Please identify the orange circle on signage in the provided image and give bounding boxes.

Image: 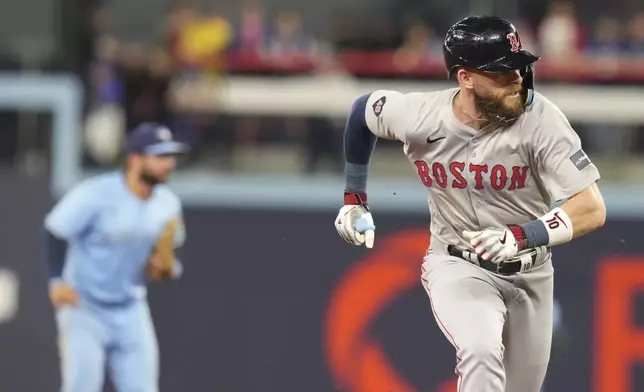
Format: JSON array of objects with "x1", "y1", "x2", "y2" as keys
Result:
[{"x1": 324, "y1": 229, "x2": 445, "y2": 392}]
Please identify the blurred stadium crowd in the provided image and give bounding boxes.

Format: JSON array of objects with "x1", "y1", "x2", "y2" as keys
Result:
[{"x1": 0, "y1": 0, "x2": 643, "y2": 179}]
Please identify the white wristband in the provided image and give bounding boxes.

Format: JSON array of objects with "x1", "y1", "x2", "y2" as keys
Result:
[{"x1": 538, "y1": 207, "x2": 573, "y2": 246}]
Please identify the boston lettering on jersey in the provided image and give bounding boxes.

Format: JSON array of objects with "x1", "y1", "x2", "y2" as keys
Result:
[{"x1": 414, "y1": 160, "x2": 529, "y2": 190}]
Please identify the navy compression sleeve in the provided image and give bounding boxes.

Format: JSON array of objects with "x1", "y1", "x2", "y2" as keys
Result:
[
  {"x1": 44, "y1": 229, "x2": 68, "y2": 279},
  {"x1": 344, "y1": 93, "x2": 378, "y2": 192}
]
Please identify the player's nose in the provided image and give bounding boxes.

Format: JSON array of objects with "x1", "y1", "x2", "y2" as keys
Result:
[{"x1": 508, "y1": 69, "x2": 523, "y2": 85}]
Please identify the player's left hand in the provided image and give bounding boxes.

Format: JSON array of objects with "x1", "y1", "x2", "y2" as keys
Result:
[
  {"x1": 146, "y1": 218, "x2": 179, "y2": 279},
  {"x1": 463, "y1": 227, "x2": 519, "y2": 263},
  {"x1": 146, "y1": 253, "x2": 174, "y2": 279}
]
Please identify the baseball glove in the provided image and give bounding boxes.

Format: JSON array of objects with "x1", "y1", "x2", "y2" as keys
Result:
[{"x1": 146, "y1": 218, "x2": 179, "y2": 279}]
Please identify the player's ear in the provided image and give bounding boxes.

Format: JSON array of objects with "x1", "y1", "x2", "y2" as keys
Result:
[{"x1": 456, "y1": 68, "x2": 475, "y2": 90}]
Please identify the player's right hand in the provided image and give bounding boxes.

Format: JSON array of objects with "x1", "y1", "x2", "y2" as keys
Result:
[
  {"x1": 334, "y1": 192, "x2": 376, "y2": 248},
  {"x1": 49, "y1": 282, "x2": 79, "y2": 308}
]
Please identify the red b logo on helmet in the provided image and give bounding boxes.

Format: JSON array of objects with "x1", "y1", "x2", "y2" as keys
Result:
[{"x1": 507, "y1": 33, "x2": 521, "y2": 52}]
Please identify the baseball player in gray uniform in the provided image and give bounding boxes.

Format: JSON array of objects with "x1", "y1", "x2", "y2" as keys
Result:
[{"x1": 334, "y1": 16, "x2": 606, "y2": 392}]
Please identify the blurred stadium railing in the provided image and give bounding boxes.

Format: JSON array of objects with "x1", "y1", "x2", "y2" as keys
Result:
[{"x1": 1, "y1": 67, "x2": 643, "y2": 215}]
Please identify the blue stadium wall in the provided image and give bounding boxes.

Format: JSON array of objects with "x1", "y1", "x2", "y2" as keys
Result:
[{"x1": 0, "y1": 175, "x2": 642, "y2": 392}]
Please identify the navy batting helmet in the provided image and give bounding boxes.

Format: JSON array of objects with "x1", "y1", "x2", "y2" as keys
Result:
[{"x1": 443, "y1": 16, "x2": 540, "y2": 97}]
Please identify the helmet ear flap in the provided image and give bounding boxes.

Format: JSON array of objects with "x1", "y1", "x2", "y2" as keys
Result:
[
  {"x1": 521, "y1": 65, "x2": 535, "y2": 90},
  {"x1": 521, "y1": 65, "x2": 536, "y2": 106},
  {"x1": 448, "y1": 66, "x2": 460, "y2": 80}
]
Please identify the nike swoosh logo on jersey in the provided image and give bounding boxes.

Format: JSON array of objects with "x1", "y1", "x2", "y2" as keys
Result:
[
  {"x1": 499, "y1": 232, "x2": 507, "y2": 244},
  {"x1": 426, "y1": 136, "x2": 446, "y2": 144}
]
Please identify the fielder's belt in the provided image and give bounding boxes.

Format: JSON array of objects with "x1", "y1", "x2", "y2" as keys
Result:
[{"x1": 447, "y1": 245, "x2": 542, "y2": 275}]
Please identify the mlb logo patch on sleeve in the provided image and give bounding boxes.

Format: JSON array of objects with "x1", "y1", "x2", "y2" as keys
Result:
[
  {"x1": 569, "y1": 149, "x2": 591, "y2": 171},
  {"x1": 372, "y1": 96, "x2": 386, "y2": 117}
]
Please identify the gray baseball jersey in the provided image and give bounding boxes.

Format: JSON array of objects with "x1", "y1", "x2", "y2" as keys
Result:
[
  {"x1": 364, "y1": 87, "x2": 600, "y2": 249},
  {"x1": 363, "y1": 87, "x2": 600, "y2": 392}
]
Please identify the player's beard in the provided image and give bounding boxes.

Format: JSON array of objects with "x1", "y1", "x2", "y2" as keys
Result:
[
  {"x1": 474, "y1": 84, "x2": 526, "y2": 124},
  {"x1": 139, "y1": 168, "x2": 168, "y2": 186}
]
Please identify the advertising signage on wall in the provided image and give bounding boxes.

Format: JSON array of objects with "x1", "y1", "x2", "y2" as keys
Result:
[{"x1": 0, "y1": 176, "x2": 643, "y2": 392}]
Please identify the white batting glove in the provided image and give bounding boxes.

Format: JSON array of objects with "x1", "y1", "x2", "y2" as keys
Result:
[
  {"x1": 463, "y1": 227, "x2": 519, "y2": 263},
  {"x1": 334, "y1": 192, "x2": 376, "y2": 249}
]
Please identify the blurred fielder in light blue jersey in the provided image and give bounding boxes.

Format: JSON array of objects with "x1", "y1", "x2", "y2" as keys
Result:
[{"x1": 44, "y1": 123, "x2": 188, "y2": 392}]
